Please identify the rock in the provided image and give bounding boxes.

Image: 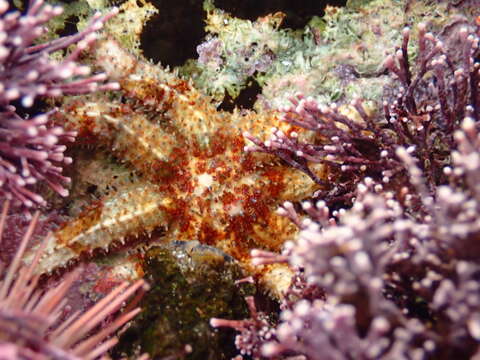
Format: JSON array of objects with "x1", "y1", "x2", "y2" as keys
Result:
[{"x1": 113, "y1": 241, "x2": 255, "y2": 359}]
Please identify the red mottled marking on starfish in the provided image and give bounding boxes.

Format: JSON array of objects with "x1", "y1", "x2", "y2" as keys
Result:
[{"x1": 23, "y1": 39, "x2": 325, "y2": 297}]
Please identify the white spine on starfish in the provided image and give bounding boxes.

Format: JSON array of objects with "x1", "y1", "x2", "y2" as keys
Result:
[{"x1": 23, "y1": 183, "x2": 168, "y2": 275}]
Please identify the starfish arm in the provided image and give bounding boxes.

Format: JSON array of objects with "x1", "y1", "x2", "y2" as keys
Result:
[
  {"x1": 93, "y1": 39, "x2": 301, "y2": 154},
  {"x1": 23, "y1": 183, "x2": 170, "y2": 275},
  {"x1": 93, "y1": 39, "x2": 228, "y2": 148},
  {"x1": 59, "y1": 98, "x2": 180, "y2": 183}
]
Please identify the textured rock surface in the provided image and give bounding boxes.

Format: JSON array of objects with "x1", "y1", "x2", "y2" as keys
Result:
[{"x1": 113, "y1": 241, "x2": 255, "y2": 359}]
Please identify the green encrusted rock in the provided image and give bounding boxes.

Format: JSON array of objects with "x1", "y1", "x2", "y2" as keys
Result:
[
  {"x1": 113, "y1": 241, "x2": 254, "y2": 359},
  {"x1": 187, "y1": 0, "x2": 476, "y2": 110}
]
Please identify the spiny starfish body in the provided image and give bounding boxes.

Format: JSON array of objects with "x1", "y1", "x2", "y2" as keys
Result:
[{"x1": 24, "y1": 39, "x2": 324, "y2": 289}]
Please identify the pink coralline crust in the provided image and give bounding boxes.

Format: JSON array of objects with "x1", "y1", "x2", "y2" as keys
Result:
[
  {"x1": 0, "y1": 207, "x2": 65, "y2": 263},
  {"x1": 0, "y1": 0, "x2": 119, "y2": 210}
]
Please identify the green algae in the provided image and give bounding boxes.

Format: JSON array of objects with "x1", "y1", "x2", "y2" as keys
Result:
[
  {"x1": 113, "y1": 242, "x2": 255, "y2": 359},
  {"x1": 42, "y1": 0, "x2": 478, "y2": 111},
  {"x1": 186, "y1": 0, "x2": 473, "y2": 110}
]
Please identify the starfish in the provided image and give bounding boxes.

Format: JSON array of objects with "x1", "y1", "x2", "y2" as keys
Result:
[{"x1": 24, "y1": 39, "x2": 325, "y2": 291}]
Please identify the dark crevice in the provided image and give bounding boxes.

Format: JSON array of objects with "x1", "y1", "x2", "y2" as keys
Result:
[
  {"x1": 140, "y1": 0, "x2": 347, "y2": 68},
  {"x1": 214, "y1": 0, "x2": 347, "y2": 30},
  {"x1": 218, "y1": 78, "x2": 262, "y2": 112},
  {"x1": 57, "y1": 15, "x2": 79, "y2": 38},
  {"x1": 140, "y1": 0, "x2": 206, "y2": 67}
]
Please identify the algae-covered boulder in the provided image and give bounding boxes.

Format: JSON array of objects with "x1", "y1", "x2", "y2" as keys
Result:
[{"x1": 113, "y1": 241, "x2": 254, "y2": 359}]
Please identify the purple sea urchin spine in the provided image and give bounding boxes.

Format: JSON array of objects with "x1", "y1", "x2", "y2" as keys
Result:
[
  {"x1": 0, "y1": 200, "x2": 149, "y2": 359},
  {"x1": 0, "y1": 0, "x2": 119, "y2": 209}
]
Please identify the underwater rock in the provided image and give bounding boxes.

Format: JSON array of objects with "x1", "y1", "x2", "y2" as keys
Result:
[{"x1": 113, "y1": 241, "x2": 255, "y2": 359}]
